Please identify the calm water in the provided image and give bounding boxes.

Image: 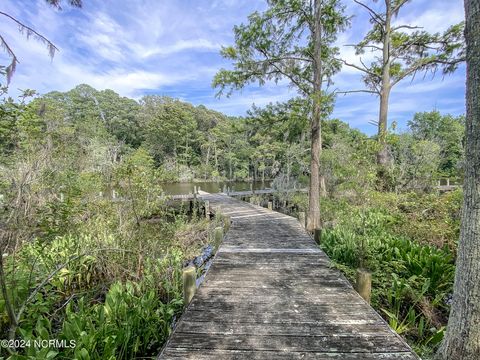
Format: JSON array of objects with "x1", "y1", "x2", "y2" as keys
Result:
[{"x1": 161, "y1": 181, "x2": 272, "y2": 195}]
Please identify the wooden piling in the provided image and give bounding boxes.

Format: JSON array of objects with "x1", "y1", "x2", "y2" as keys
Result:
[
  {"x1": 268, "y1": 201, "x2": 273, "y2": 210},
  {"x1": 298, "y1": 212, "x2": 305, "y2": 228},
  {"x1": 182, "y1": 266, "x2": 196, "y2": 305},
  {"x1": 356, "y1": 268, "x2": 372, "y2": 304},
  {"x1": 314, "y1": 229, "x2": 322, "y2": 244},
  {"x1": 205, "y1": 200, "x2": 210, "y2": 219},
  {"x1": 224, "y1": 216, "x2": 231, "y2": 232},
  {"x1": 214, "y1": 226, "x2": 223, "y2": 243}
]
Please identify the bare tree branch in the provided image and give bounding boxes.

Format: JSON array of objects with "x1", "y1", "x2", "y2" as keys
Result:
[
  {"x1": 0, "y1": 34, "x2": 18, "y2": 84},
  {"x1": 339, "y1": 58, "x2": 381, "y2": 79},
  {"x1": 335, "y1": 89, "x2": 380, "y2": 95},
  {"x1": 354, "y1": 0, "x2": 385, "y2": 25},
  {"x1": 345, "y1": 43, "x2": 383, "y2": 51},
  {"x1": 392, "y1": 24, "x2": 422, "y2": 31},
  {"x1": 0, "y1": 11, "x2": 59, "y2": 54},
  {"x1": 0, "y1": 11, "x2": 60, "y2": 84},
  {"x1": 392, "y1": 0, "x2": 410, "y2": 15}
]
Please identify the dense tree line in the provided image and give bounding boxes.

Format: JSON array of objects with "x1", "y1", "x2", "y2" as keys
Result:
[{"x1": 1, "y1": 84, "x2": 464, "y2": 195}]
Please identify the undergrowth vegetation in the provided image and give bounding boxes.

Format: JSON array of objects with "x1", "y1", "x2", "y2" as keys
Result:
[
  {"x1": 317, "y1": 190, "x2": 462, "y2": 358},
  {"x1": 0, "y1": 91, "x2": 221, "y2": 359}
]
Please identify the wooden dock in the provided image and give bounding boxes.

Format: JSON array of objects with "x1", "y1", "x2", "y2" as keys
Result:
[
  {"x1": 170, "y1": 188, "x2": 306, "y2": 201},
  {"x1": 159, "y1": 193, "x2": 418, "y2": 359}
]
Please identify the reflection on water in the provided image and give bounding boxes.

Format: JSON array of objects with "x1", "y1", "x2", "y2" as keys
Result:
[{"x1": 161, "y1": 181, "x2": 272, "y2": 195}]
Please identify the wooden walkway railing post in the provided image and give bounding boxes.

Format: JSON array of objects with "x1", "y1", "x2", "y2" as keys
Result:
[
  {"x1": 356, "y1": 268, "x2": 372, "y2": 304},
  {"x1": 298, "y1": 211, "x2": 305, "y2": 228},
  {"x1": 204, "y1": 200, "x2": 210, "y2": 219},
  {"x1": 182, "y1": 266, "x2": 196, "y2": 305},
  {"x1": 214, "y1": 226, "x2": 223, "y2": 243}
]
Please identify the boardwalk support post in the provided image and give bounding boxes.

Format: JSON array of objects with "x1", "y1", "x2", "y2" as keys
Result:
[
  {"x1": 214, "y1": 226, "x2": 223, "y2": 244},
  {"x1": 298, "y1": 212, "x2": 305, "y2": 228},
  {"x1": 268, "y1": 201, "x2": 273, "y2": 210},
  {"x1": 182, "y1": 266, "x2": 196, "y2": 305},
  {"x1": 205, "y1": 200, "x2": 210, "y2": 219},
  {"x1": 314, "y1": 229, "x2": 322, "y2": 244},
  {"x1": 224, "y1": 216, "x2": 231, "y2": 232},
  {"x1": 356, "y1": 269, "x2": 372, "y2": 304}
]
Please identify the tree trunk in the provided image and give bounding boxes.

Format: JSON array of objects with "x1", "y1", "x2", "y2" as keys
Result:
[
  {"x1": 0, "y1": 246, "x2": 18, "y2": 339},
  {"x1": 205, "y1": 145, "x2": 210, "y2": 181},
  {"x1": 307, "y1": 0, "x2": 323, "y2": 232},
  {"x1": 320, "y1": 175, "x2": 327, "y2": 197},
  {"x1": 377, "y1": 4, "x2": 392, "y2": 167},
  {"x1": 437, "y1": 1, "x2": 480, "y2": 359},
  {"x1": 377, "y1": 87, "x2": 391, "y2": 165}
]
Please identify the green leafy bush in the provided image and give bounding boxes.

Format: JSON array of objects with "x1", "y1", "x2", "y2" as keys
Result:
[{"x1": 320, "y1": 206, "x2": 455, "y2": 358}]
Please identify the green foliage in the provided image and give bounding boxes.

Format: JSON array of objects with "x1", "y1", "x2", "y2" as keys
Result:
[
  {"x1": 60, "y1": 280, "x2": 182, "y2": 359},
  {"x1": 0, "y1": 88, "x2": 220, "y2": 358},
  {"x1": 408, "y1": 110, "x2": 465, "y2": 178},
  {"x1": 213, "y1": 0, "x2": 349, "y2": 97},
  {"x1": 354, "y1": 2, "x2": 464, "y2": 91},
  {"x1": 391, "y1": 134, "x2": 441, "y2": 190},
  {"x1": 0, "y1": 220, "x2": 203, "y2": 358},
  {"x1": 317, "y1": 193, "x2": 458, "y2": 358}
]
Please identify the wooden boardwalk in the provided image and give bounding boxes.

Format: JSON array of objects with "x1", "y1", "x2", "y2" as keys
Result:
[
  {"x1": 159, "y1": 193, "x2": 418, "y2": 359},
  {"x1": 170, "y1": 188, "x2": 306, "y2": 201}
]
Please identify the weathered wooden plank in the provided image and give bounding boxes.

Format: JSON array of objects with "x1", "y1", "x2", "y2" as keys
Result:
[
  {"x1": 183, "y1": 308, "x2": 383, "y2": 324},
  {"x1": 202, "y1": 278, "x2": 351, "y2": 289},
  {"x1": 194, "y1": 284, "x2": 359, "y2": 299},
  {"x1": 208, "y1": 263, "x2": 336, "y2": 274},
  {"x1": 193, "y1": 287, "x2": 361, "y2": 301},
  {"x1": 174, "y1": 320, "x2": 393, "y2": 337},
  {"x1": 214, "y1": 252, "x2": 331, "y2": 262},
  {"x1": 188, "y1": 300, "x2": 373, "y2": 313},
  {"x1": 203, "y1": 269, "x2": 343, "y2": 281},
  {"x1": 161, "y1": 349, "x2": 418, "y2": 360},
  {"x1": 166, "y1": 333, "x2": 408, "y2": 353}
]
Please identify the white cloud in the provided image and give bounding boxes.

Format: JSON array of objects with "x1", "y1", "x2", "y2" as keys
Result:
[
  {"x1": 0, "y1": 0, "x2": 466, "y2": 134},
  {"x1": 394, "y1": 1, "x2": 464, "y2": 34},
  {"x1": 140, "y1": 39, "x2": 221, "y2": 58}
]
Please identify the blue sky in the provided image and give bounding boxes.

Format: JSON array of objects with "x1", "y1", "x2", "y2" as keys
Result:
[{"x1": 0, "y1": 0, "x2": 465, "y2": 135}]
